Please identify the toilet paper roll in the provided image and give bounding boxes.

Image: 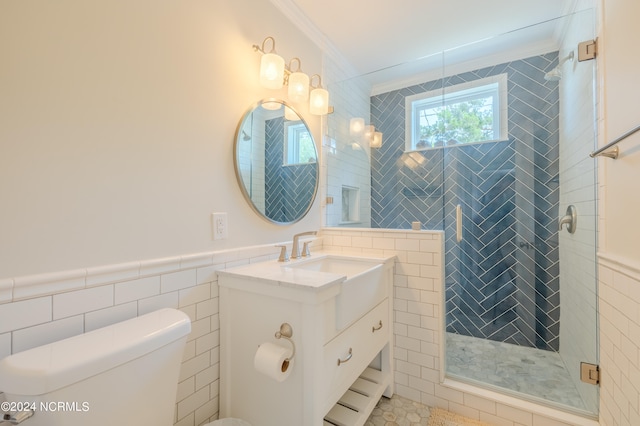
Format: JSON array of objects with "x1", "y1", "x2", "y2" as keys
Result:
[{"x1": 254, "y1": 342, "x2": 293, "y2": 382}]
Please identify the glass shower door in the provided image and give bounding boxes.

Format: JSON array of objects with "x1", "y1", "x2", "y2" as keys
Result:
[{"x1": 442, "y1": 8, "x2": 599, "y2": 415}]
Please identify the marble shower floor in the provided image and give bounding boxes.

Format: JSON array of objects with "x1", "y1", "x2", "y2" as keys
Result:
[{"x1": 446, "y1": 332, "x2": 585, "y2": 410}]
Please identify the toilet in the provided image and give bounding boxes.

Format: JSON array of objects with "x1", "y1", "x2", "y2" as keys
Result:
[{"x1": 0, "y1": 308, "x2": 248, "y2": 426}]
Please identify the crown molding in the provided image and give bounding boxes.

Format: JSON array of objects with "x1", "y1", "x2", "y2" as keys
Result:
[{"x1": 268, "y1": 0, "x2": 360, "y2": 79}]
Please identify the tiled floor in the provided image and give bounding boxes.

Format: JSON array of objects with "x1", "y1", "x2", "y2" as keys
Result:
[
  {"x1": 446, "y1": 332, "x2": 585, "y2": 410},
  {"x1": 364, "y1": 333, "x2": 587, "y2": 424},
  {"x1": 365, "y1": 395, "x2": 431, "y2": 425}
]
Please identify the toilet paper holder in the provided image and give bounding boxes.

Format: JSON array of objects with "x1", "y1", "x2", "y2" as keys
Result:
[{"x1": 274, "y1": 323, "x2": 296, "y2": 362}]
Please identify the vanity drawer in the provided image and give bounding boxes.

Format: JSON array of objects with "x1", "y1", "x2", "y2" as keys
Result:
[{"x1": 321, "y1": 298, "x2": 389, "y2": 413}]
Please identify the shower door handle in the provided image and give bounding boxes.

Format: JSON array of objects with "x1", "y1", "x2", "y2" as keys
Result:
[{"x1": 456, "y1": 204, "x2": 463, "y2": 243}]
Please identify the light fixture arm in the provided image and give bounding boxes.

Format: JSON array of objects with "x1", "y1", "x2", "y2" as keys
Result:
[
  {"x1": 253, "y1": 36, "x2": 276, "y2": 54},
  {"x1": 288, "y1": 57, "x2": 302, "y2": 73},
  {"x1": 283, "y1": 57, "x2": 303, "y2": 86},
  {"x1": 309, "y1": 74, "x2": 323, "y2": 89}
]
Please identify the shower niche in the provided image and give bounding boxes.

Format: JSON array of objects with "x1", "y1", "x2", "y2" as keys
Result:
[{"x1": 341, "y1": 186, "x2": 360, "y2": 224}]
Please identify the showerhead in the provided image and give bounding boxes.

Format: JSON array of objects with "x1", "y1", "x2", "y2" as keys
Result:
[
  {"x1": 544, "y1": 68, "x2": 563, "y2": 81},
  {"x1": 544, "y1": 51, "x2": 575, "y2": 81}
]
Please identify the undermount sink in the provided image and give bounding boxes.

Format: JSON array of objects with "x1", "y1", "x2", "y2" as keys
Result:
[{"x1": 287, "y1": 255, "x2": 391, "y2": 333}]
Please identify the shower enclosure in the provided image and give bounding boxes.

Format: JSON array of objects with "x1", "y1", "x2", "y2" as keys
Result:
[{"x1": 325, "y1": 6, "x2": 598, "y2": 417}]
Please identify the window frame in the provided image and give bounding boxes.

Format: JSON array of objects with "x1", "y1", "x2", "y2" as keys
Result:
[
  {"x1": 404, "y1": 74, "x2": 508, "y2": 152},
  {"x1": 283, "y1": 121, "x2": 316, "y2": 166}
]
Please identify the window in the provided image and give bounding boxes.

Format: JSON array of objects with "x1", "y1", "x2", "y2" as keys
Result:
[
  {"x1": 405, "y1": 74, "x2": 507, "y2": 151},
  {"x1": 284, "y1": 122, "x2": 316, "y2": 165}
]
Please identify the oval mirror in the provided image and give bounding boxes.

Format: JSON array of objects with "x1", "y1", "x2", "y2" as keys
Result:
[{"x1": 234, "y1": 99, "x2": 319, "y2": 224}]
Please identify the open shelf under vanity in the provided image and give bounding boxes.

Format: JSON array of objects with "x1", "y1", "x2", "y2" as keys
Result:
[{"x1": 324, "y1": 367, "x2": 391, "y2": 426}]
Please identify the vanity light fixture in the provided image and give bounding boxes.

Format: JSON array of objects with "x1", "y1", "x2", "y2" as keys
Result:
[
  {"x1": 364, "y1": 124, "x2": 375, "y2": 141},
  {"x1": 262, "y1": 100, "x2": 282, "y2": 111},
  {"x1": 352, "y1": 121, "x2": 383, "y2": 148},
  {"x1": 253, "y1": 36, "x2": 331, "y2": 115},
  {"x1": 287, "y1": 58, "x2": 310, "y2": 103},
  {"x1": 371, "y1": 131, "x2": 383, "y2": 148},
  {"x1": 256, "y1": 37, "x2": 285, "y2": 90},
  {"x1": 309, "y1": 74, "x2": 329, "y2": 116},
  {"x1": 284, "y1": 106, "x2": 299, "y2": 121},
  {"x1": 349, "y1": 117, "x2": 365, "y2": 136}
]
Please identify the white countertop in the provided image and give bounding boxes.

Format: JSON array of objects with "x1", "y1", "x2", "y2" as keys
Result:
[{"x1": 217, "y1": 251, "x2": 395, "y2": 291}]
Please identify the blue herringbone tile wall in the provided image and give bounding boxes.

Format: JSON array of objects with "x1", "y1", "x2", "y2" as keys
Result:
[
  {"x1": 265, "y1": 117, "x2": 317, "y2": 223},
  {"x1": 371, "y1": 52, "x2": 560, "y2": 351}
]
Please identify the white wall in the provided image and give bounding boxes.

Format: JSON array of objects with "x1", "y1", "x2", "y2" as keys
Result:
[
  {"x1": 597, "y1": 0, "x2": 640, "y2": 425},
  {"x1": 0, "y1": 0, "x2": 323, "y2": 279}
]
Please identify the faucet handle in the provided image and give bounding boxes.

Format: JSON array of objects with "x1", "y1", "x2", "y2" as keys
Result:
[
  {"x1": 301, "y1": 241, "x2": 312, "y2": 257},
  {"x1": 275, "y1": 245, "x2": 289, "y2": 262}
]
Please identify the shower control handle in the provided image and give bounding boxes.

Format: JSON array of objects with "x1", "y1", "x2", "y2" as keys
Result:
[{"x1": 559, "y1": 205, "x2": 577, "y2": 234}]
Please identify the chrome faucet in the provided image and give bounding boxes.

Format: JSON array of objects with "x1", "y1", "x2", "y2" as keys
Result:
[
  {"x1": 275, "y1": 245, "x2": 290, "y2": 262},
  {"x1": 291, "y1": 231, "x2": 317, "y2": 259}
]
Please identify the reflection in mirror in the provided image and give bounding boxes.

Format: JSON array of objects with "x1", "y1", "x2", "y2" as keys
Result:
[
  {"x1": 234, "y1": 99, "x2": 318, "y2": 225},
  {"x1": 325, "y1": 140, "x2": 371, "y2": 227}
]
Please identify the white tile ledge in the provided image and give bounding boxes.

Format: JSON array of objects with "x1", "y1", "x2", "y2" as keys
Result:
[
  {"x1": 321, "y1": 227, "x2": 444, "y2": 236},
  {"x1": 598, "y1": 251, "x2": 640, "y2": 281},
  {"x1": 86, "y1": 262, "x2": 141, "y2": 288},
  {"x1": 139, "y1": 256, "x2": 183, "y2": 277},
  {"x1": 0, "y1": 279, "x2": 14, "y2": 304},
  {"x1": 3, "y1": 244, "x2": 291, "y2": 304},
  {"x1": 13, "y1": 269, "x2": 87, "y2": 301},
  {"x1": 180, "y1": 253, "x2": 214, "y2": 270},
  {"x1": 442, "y1": 378, "x2": 599, "y2": 426}
]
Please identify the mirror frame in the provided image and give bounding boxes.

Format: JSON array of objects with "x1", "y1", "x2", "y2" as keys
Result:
[{"x1": 233, "y1": 98, "x2": 319, "y2": 225}]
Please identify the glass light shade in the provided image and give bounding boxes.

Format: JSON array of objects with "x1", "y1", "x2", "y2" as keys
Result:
[
  {"x1": 364, "y1": 124, "x2": 375, "y2": 141},
  {"x1": 371, "y1": 131, "x2": 383, "y2": 148},
  {"x1": 262, "y1": 101, "x2": 281, "y2": 111},
  {"x1": 259, "y1": 53, "x2": 285, "y2": 89},
  {"x1": 284, "y1": 106, "x2": 299, "y2": 121},
  {"x1": 288, "y1": 72, "x2": 310, "y2": 103},
  {"x1": 350, "y1": 117, "x2": 365, "y2": 136},
  {"x1": 309, "y1": 87, "x2": 329, "y2": 115}
]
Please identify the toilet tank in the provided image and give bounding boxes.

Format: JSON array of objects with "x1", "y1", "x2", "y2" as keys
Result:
[{"x1": 0, "y1": 308, "x2": 191, "y2": 426}]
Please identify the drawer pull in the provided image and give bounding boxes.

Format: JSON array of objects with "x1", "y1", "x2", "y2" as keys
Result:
[
  {"x1": 372, "y1": 320, "x2": 383, "y2": 332},
  {"x1": 337, "y1": 348, "x2": 353, "y2": 366}
]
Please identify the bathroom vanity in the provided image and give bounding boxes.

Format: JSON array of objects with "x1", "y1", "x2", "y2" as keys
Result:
[{"x1": 218, "y1": 253, "x2": 394, "y2": 426}]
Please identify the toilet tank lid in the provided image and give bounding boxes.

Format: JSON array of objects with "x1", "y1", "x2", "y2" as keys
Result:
[{"x1": 0, "y1": 308, "x2": 191, "y2": 396}]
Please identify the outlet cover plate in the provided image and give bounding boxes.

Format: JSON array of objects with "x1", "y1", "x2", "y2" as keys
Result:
[{"x1": 212, "y1": 212, "x2": 228, "y2": 240}]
